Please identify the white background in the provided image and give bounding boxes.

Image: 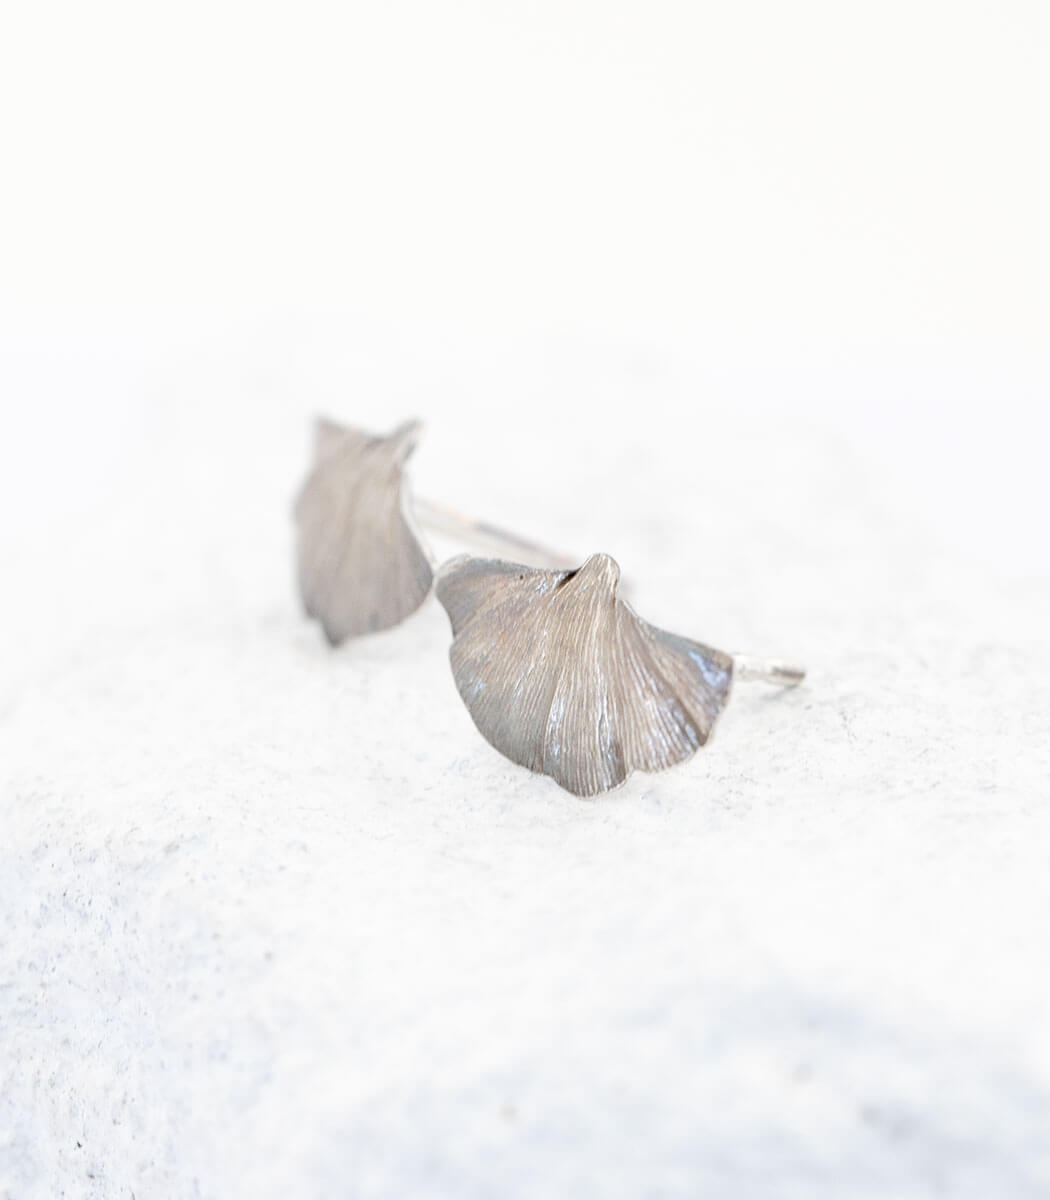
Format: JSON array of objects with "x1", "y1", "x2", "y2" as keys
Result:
[
  {"x1": 1, "y1": 3, "x2": 1049, "y2": 1197},
  {"x1": 2, "y1": 1, "x2": 1049, "y2": 580}
]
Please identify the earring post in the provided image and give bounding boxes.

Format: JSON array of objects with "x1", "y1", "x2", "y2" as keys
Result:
[
  {"x1": 732, "y1": 655, "x2": 806, "y2": 687},
  {"x1": 412, "y1": 496, "x2": 579, "y2": 572},
  {"x1": 413, "y1": 493, "x2": 805, "y2": 687}
]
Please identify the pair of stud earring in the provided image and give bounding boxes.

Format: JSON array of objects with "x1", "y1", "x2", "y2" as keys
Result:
[{"x1": 294, "y1": 418, "x2": 804, "y2": 797}]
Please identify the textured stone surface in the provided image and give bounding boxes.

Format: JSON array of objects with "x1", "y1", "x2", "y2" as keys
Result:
[{"x1": 1, "y1": 324, "x2": 1049, "y2": 1199}]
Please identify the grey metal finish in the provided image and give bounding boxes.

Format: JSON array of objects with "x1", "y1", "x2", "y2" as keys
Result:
[
  {"x1": 435, "y1": 552, "x2": 740, "y2": 796},
  {"x1": 295, "y1": 418, "x2": 434, "y2": 645}
]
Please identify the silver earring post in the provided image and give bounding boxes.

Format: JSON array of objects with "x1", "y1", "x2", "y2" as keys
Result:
[
  {"x1": 414, "y1": 501, "x2": 804, "y2": 687},
  {"x1": 731, "y1": 655, "x2": 806, "y2": 687},
  {"x1": 415, "y1": 500, "x2": 805, "y2": 690},
  {"x1": 411, "y1": 496, "x2": 578, "y2": 572}
]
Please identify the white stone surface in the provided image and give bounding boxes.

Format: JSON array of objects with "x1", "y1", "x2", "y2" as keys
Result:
[{"x1": 2, "y1": 323, "x2": 1048, "y2": 1198}]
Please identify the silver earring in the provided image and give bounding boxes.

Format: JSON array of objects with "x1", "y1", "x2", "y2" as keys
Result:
[
  {"x1": 434, "y1": 553, "x2": 804, "y2": 796},
  {"x1": 295, "y1": 418, "x2": 573, "y2": 645}
]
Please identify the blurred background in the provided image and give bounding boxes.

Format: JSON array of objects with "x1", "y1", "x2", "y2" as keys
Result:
[
  {"x1": 2, "y1": 0, "x2": 1048, "y2": 578},
  {"x1": 2, "y1": 3, "x2": 1049, "y2": 1198}
]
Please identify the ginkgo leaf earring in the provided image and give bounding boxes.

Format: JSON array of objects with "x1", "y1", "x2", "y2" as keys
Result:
[
  {"x1": 295, "y1": 419, "x2": 432, "y2": 643},
  {"x1": 294, "y1": 417, "x2": 574, "y2": 645},
  {"x1": 434, "y1": 552, "x2": 805, "y2": 796}
]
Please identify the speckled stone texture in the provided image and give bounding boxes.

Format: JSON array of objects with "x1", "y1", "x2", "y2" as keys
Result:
[{"x1": 1, "y1": 326, "x2": 1049, "y2": 1199}]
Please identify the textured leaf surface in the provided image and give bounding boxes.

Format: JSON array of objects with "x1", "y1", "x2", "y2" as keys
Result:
[
  {"x1": 436, "y1": 553, "x2": 734, "y2": 795},
  {"x1": 295, "y1": 419, "x2": 433, "y2": 644}
]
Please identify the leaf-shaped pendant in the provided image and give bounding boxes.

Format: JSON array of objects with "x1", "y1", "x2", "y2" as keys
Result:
[
  {"x1": 295, "y1": 418, "x2": 433, "y2": 645},
  {"x1": 435, "y1": 553, "x2": 735, "y2": 795}
]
